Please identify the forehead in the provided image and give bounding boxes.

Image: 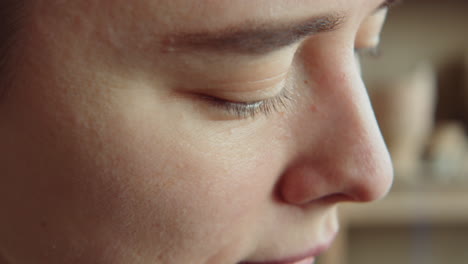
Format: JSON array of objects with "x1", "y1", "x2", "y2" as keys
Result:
[
  {"x1": 41, "y1": 0, "x2": 375, "y2": 33},
  {"x1": 139, "y1": 0, "x2": 353, "y2": 29}
]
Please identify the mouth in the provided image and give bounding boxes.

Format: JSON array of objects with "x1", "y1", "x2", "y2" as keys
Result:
[
  {"x1": 241, "y1": 256, "x2": 316, "y2": 264},
  {"x1": 239, "y1": 233, "x2": 336, "y2": 264},
  {"x1": 240, "y1": 255, "x2": 316, "y2": 264}
]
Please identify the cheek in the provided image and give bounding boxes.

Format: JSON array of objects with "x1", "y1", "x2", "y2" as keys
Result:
[
  {"x1": 0, "y1": 76, "x2": 284, "y2": 263},
  {"x1": 84, "y1": 101, "x2": 283, "y2": 261},
  {"x1": 62, "y1": 88, "x2": 285, "y2": 260}
]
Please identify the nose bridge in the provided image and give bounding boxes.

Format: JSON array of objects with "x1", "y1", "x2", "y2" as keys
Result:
[
  {"x1": 279, "y1": 52, "x2": 393, "y2": 205},
  {"x1": 329, "y1": 90, "x2": 393, "y2": 202},
  {"x1": 322, "y1": 72, "x2": 392, "y2": 199}
]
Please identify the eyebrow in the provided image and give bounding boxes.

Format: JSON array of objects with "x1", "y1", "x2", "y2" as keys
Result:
[
  {"x1": 160, "y1": 0, "x2": 398, "y2": 56},
  {"x1": 160, "y1": 14, "x2": 345, "y2": 56}
]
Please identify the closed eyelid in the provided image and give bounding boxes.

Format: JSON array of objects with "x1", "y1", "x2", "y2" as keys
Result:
[
  {"x1": 201, "y1": 80, "x2": 295, "y2": 119},
  {"x1": 196, "y1": 75, "x2": 290, "y2": 104},
  {"x1": 208, "y1": 71, "x2": 289, "y2": 90},
  {"x1": 355, "y1": 8, "x2": 388, "y2": 49}
]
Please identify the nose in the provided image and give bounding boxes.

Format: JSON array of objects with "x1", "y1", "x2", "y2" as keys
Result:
[{"x1": 277, "y1": 47, "x2": 393, "y2": 206}]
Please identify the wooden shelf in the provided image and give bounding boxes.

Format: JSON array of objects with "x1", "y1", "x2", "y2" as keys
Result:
[
  {"x1": 341, "y1": 186, "x2": 468, "y2": 226},
  {"x1": 319, "y1": 185, "x2": 468, "y2": 264}
]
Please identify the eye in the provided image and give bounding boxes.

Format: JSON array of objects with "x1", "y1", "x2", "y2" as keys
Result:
[
  {"x1": 199, "y1": 81, "x2": 294, "y2": 119},
  {"x1": 184, "y1": 67, "x2": 296, "y2": 119},
  {"x1": 355, "y1": 8, "x2": 388, "y2": 57}
]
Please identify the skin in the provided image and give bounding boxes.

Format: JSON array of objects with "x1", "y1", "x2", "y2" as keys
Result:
[{"x1": 0, "y1": 0, "x2": 393, "y2": 263}]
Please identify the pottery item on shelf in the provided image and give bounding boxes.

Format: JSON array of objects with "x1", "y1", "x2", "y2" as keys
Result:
[
  {"x1": 464, "y1": 153, "x2": 468, "y2": 182},
  {"x1": 462, "y1": 51, "x2": 468, "y2": 182},
  {"x1": 462, "y1": 49, "x2": 468, "y2": 128},
  {"x1": 370, "y1": 62, "x2": 437, "y2": 183},
  {"x1": 426, "y1": 122, "x2": 467, "y2": 183},
  {"x1": 465, "y1": 51, "x2": 468, "y2": 127}
]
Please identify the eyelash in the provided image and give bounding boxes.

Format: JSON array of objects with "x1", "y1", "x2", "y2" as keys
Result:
[
  {"x1": 381, "y1": 0, "x2": 402, "y2": 9},
  {"x1": 355, "y1": 46, "x2": 382, "y2": 58},
  {"x1": 202, "y1": 83, "x2": 294, "y2": 119}
]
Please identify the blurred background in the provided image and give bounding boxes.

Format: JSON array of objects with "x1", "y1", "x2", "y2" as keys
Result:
[{"x1": 319, "y1": 0, "x2": 468, "y2": 263}]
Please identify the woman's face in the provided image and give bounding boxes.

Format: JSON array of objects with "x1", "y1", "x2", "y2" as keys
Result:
[{"x1": 0, "y1": 0, "x2": 393, "y2": 263}]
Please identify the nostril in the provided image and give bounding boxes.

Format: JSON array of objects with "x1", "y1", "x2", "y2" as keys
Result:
[
  {"x1": 276, "y1": 169, "x2": 329, "y2": 206},
  {"x1": 277, "y1": 172, "x2": 357, "y2": 206},
  {"x1": 314, "y1": 193, "x2": 358, "y2": 205},
  {"x1": 348, "y1": 168, "x2": 394, "y2": 203}
]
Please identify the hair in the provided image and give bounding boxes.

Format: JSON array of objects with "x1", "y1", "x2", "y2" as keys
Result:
[{"x1": 0, "y1": 0, "x2": 26, "y2": 99}]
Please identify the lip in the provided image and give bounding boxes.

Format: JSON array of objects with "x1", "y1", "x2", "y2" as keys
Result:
[{"x1": 239, "y1": 233, "x2": 336, "y2": 264}]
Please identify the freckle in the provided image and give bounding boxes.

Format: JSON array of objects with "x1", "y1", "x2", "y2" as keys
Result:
[
  {"x1": 310, "y1": 105, "x2": 318, "y2": 112},
  {"x1": 161, "y1": 37, "x2": 177, "y2": 53},
  {"x1": 304, "y1": 80, "x2": 309, "y2": 85},
  {"x1": 40, "y1": 221, "x2": 48, "y2": 229}
]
